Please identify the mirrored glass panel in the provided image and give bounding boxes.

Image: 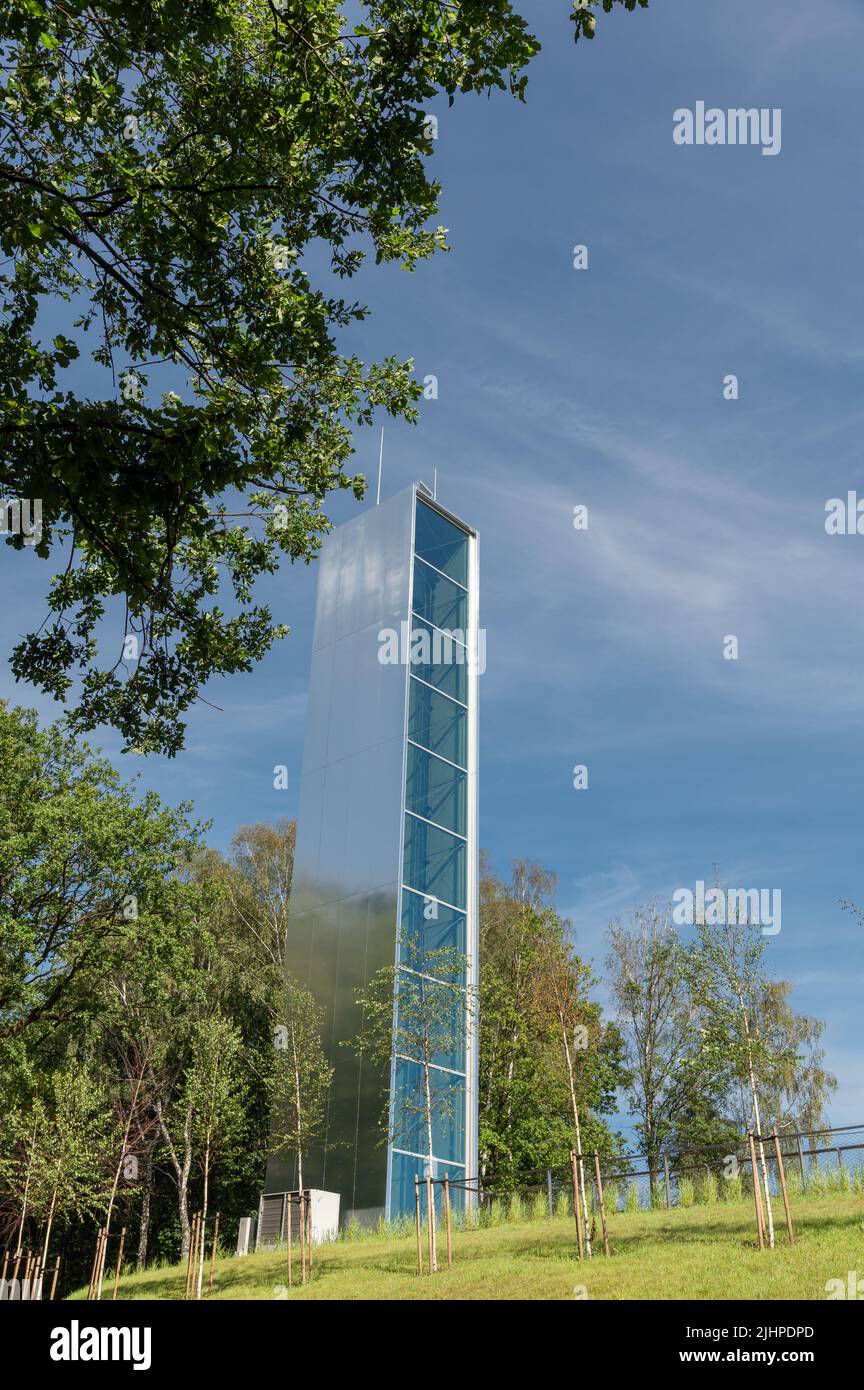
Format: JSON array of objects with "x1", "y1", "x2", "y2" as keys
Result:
[
  {"x1": 399, "y1": 887, "x2": 466, "y2": 975},
  {"x1": 409, "y1": 677, "x2": 467, "y2": 768},
  {"x1": 405, "y1": 743, "x2": 466, "y2": 836},
  {"x1": 393, "y1": 1059, "x2": 465, "y2": 1163},
  {"x1": 407, "y1": 620, "x2": 467, "y2": 704},
  {"x1": 394, "y1": 969, "x2": 466, "y2": 1072},
  {"x1": 412, "y1": 556, "x2": 467, "y2": 632},
  {"x1": 414, "y1": 500, "x2": 469, "y2": 587},
  {"x1": 390, "y1": 1151, "x2": 466, "y2": 1218},
  {"x1": 402, "y1": 814, "x2": 466, "y2": 910}
]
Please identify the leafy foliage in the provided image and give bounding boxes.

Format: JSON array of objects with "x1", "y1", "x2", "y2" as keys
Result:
[{"x1": 0, "y1": 0, "x2": 645, "y2": 753}]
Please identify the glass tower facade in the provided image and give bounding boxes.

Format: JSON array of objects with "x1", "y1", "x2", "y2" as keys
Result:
[{"x1": 265, "y1": 483, "x2": 478, "y2": 1224}]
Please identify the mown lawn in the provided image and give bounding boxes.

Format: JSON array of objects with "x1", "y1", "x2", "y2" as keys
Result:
[{"x1": 69, "y1": 1194, "x2": 864, "y2": 1301}]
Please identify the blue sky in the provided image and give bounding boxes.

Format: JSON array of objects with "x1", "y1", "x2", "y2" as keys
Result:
[{"x1": 3, "y1": 0, "x2": 863, "y2": 1125}]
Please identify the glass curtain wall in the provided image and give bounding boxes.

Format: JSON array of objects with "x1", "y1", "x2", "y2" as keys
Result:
[{"x1": 388, "y1": 497, "x2": 472, "y2": 1217}]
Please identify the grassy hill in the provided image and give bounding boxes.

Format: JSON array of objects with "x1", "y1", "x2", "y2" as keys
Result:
[{"x1": 70, "y1": 1193, "x2": 864, "y2": 1301}]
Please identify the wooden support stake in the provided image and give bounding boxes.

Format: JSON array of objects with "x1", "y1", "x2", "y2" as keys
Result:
[
  {"x1": 10, "y1": 1247, "x2": 24, "y2": 1302},
  {"x1": 94, "y1": 1234, "x2": 109, "y2": 1295},
  {"x1": 112, "y1": 1227, "x2": 127, "y2": 1301},
  {"x1": 184, "y1": 1214, "x2": 198, "y2": 1299},
  {"x1": 748, "y1": 1132, "x2": 765, "y2": 1250},
  {"x1": 772, "y1": 1128, "x2": 795, "y2": 1246},
  {"x1": 87, "y1": 1230, "x2": 101, "y2": 1301},
  {"x1": 593, "y1": 1152, "x2": 610, "y2": 1257},
  {"x1": 288, "y1": 1195, "x2": 295, "y2": 1289},
  {"x1": 208, "y1": 1212, "x2": 220, "y2": 1293},
  {"x1": 198, "y1": 1212, "x2": 208, "y2": 1299},
  {"x1": 49, "y1": 1255, "x2": 61, "y2": 1302},
  {"x1": 306, "y1": 1194, "x2": 312, "y2": 1277},
  {"x1": 0, "y1": 1249, "x2": 8, "y2": 1300},
  {"x1": 443, "y1": 1175, "x2": 453, "y2": 1270},
  {"x1": 414, "y1": 1178, "x2": 423, "y2": 1276},
  {"x1": 30, "y1": 1253, "x2": 42, "y2": 1302},
  {"x1": 299, "y1": 1190, "x2": 307, "y2": 1285},
  {"x1": 570, "y1": 1150, "x2": 584, "y2": 1261},
  {"x1": 663, "y1": 1155, "x2": 672, "y2": 1209}
]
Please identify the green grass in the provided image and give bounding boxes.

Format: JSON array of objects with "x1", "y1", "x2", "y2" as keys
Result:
[{"x1": 71, "y1": 1192, "x2": 864, "y2": 1301}]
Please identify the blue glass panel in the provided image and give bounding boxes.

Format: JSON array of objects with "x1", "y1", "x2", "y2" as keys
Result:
[
  {"x1": 409, "y1": 677, "x2": 467, "y2": 767},
  {"x1": 394, "y1": 968, "x2": 466, "y2": 1072},
  {"x1": 399, "y1": 888, "x2": 466, "y2": 976},
  {"x1": 414, "y1": 500, "x2": 469, "y2": 587},
  {"x1": 407, "y1": 623, "x2": 467, "y2": 704},
  {"x1": 392, "y1": 1058, "x2": 466, "y2": 1163},
  {"x1": 405, "y1": 744, "x2": 466, "y2": 836},
  {"x1": 402, "y1": 814, "x2": 466, "y2": 910},
  {"x1": 389, "y1": 1150, "x2": 466, "y2": 1220},
  {"x1": 412, "y1": 557, "x2": 467, "y2": 633}
]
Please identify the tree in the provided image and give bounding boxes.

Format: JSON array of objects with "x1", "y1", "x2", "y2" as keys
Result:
[
  {"x1": 727, "y1": 981, "x2": 836, "y2": 1139},
  {"x1": 0, "y1": 0, "x2": 648, "y2": 754},
  {"x1": 0, "y1": 702, "x2": 206, "y2": 1063},
  {"x1": 226, "y1": 820, "x2": 296, "y2": 991},
  {"x1": 681, "y1": 897, "x2": 795, "y2": 1250},
  {"x1": 349, "y1": 936, "x2": 470, "y2": 1273},
  {"x1": 479, "y1": 860, "x2": 624, "y2": 1191},
  {"x1": 29, "y1": 1060, "x2": 114, "y2": 1274},
  {"x1": 185, "y1": 1015, "x2": 248, "y2": 1296},
  {"x1": 533, "y1": 938, "x2": 601, "y2": 1254},
  {"x1": 269, "y1": 975, "x2": 333, "y2": 1194},
  {"x1": 606, "y1": 903, "x2": 693, "y2": 1191}
]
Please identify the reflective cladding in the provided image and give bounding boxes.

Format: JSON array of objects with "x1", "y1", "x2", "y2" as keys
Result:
[
  {"x1": 412, "y1": 555, "x2": 468, "y2": 632},
  {"x1": 402, "y1": 812, "x2": 466, "y2": 910},
  {"x1": 414, "y1": 499, "x2": 469, "y2": 587},
  {"x1": 408, "y1": 677, "x2": 467, "y2": 767}
]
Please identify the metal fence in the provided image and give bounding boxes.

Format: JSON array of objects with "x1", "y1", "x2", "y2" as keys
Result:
[{"x1": 467, "y1": 1122, "x2": 864, "y2": 1216}]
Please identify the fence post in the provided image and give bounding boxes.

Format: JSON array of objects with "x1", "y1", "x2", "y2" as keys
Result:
[
  {"x1": 772, "y1": 1128, "x2": 795, "y2": 1245},
  {"x1": 547, "y1": 1169, "x2": 554, "y2": 1220},
  {"x1": 663, "y1": 1156, "x2": 671, "y2": 1209},
  {"x1": 747, "y1": 1132, "x2": 765, "y2": 1250},
  {"x1": 796, "y1": 1135, "x2": 807, "y2": 1191}
]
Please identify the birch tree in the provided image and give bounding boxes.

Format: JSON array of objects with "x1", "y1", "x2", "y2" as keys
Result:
[
  {"x1": 269, "y1": 976, "x2": 333, "y2": 1194},
  {"x1": 683, "y1": 902, "x2": 794, "y2": 1249}
]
